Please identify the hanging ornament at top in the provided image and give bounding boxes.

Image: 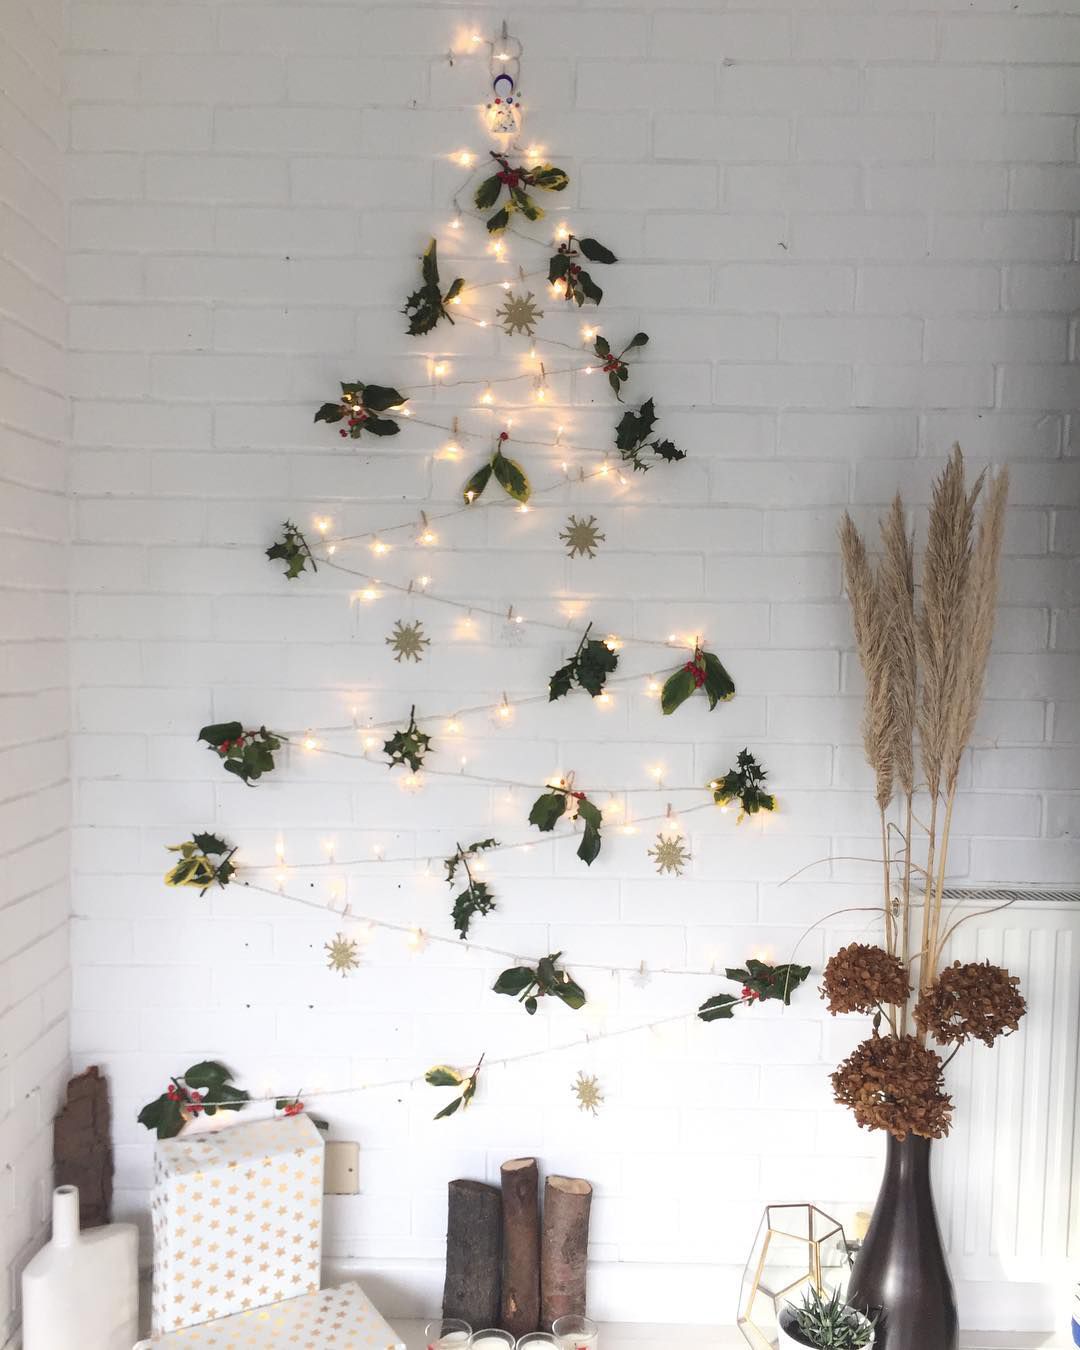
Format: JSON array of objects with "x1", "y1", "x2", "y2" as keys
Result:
[
  {"x1": 487, "y1": 71, "x2": 522, "y2": 137},
  {"x1": 485, "y1": 25, "x2": 524, "y2": 139}
]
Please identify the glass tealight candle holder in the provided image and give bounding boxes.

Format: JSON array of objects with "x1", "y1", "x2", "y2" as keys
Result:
[
  {"x1": 516, "y1": 1336, "x2": 559, "y2": 1350},
  {"x1": 470, "y1": 1332, "x2": 515, "y2": 1349},
  {"x1": 426, "y1": 1319, "x2": 472, "y2": 1349},
  {"x1": 552, "y1": 1315, "x2": 598, "y2": 1350}
]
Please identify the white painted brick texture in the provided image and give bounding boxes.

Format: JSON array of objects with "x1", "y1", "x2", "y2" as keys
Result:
[
  {"x1": 61, "y1": 0, "x2": 1079, "y2": 1331},
  {"x1": 0, "y1": 0, "x2": 69, "y2": 1340}
]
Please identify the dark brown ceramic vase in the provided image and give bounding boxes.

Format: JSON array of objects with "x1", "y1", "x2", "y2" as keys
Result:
[{"x1": 846, "y1": 1134, "x2": 958, "y2": 1350}]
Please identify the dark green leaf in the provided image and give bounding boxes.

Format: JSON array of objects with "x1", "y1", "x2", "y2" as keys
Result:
[
  {"x1": 702, "y1": 651, "x2": 736, "y2": 709},
  {"x1": 661, "y1": 667, "x2": 695, "y2": 716},
  {"x1": 425, "y1": 1066, "x2": 464, "y2": 1088},
  {"x1": 593, "y1": 336, "x2": 611, "y2": 358},
  {"x1": 314, "y1": 402, "x2": 344, "y2": 424},
  {"x1": 579, "y1": 271, "x2": 603, "y2": 305},
  {"x1": 575, "y1": 797, "x2": 603, "y2": 866},
  {"x1": 548, "y1": 253, "x2": 571, "y2": 282},
  {"x1": 530, "y1": 165, "x2": 569, "y2": 191},
  {"x1": 434, "y1": 1095, "x2": 462, "y2": 1120},
  {"x1": 494, "y1": 966, "x2": 537, "y2": 996},
  {"x1": 698, "y1": 993, "x2": 739, "y2": 1022},
  {"x1": 548, "y1": 660, "x2": 575, "y2": 702},
  {"x1": 524, "y1": 996, "x2": 538, "y2": 1015},
  {"x1": 183, "y1": 1060, "x2": 231, "y2": 1093},
  {"x1": 491, "y1": 449, "x2": 530, "y2": 503},
  {"x1": 575, "y1": 639, "x2": 618, "y2": 697},
  {"x1": 364, "y1": 414, "x2": 400, "y2": 437},
  {"x1": 528, "y1": 790, "x2": 568, "y2": 832},
  {"x1": 625, "y1": 331, "x2": 649, "y2": 350},
  {"x1": 579, "y1": 237, "x2": 617, "y2": 264},
  {"x1": 474, "y1": 174, "x2": 501, "y2": 210},
  {"x1": 361, "y1": 384, "x2": 406, "y2": 412},
  {"x1": 486, "y1": 206, "x2": 511, "y2": 234},
  {"x1": 191, "y1": 832, "x2": 228, "y2": 856},
  {"x1": 463, "y1": 461, "x2": 493, "y2": 504},
  {"x1": 651, "y1": 438, "x2": 685, "y2": 463}
]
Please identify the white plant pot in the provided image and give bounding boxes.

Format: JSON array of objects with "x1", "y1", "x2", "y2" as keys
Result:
[{"x1": 777, "y1": 1307, "x2": 876, "y2": 1350}]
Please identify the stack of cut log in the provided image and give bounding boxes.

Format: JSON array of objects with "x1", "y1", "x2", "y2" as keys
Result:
[{"x1": 442, "y1": 1159, "x2": 593, "y2": 1338}]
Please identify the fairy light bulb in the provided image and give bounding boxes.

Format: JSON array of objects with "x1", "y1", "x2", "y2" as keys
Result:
[
  {"x1": 303, "y1": 734, "x2": 318, "y2": 751},
  {"x1": 500, "y1": 280, "x2": 512, "y2": 291},
  {"x1": 432, "y1": 361, "x2": 448, "y2": 379},
  {"x1": 465, "y1": 490, "x2": 476, "y2": 504},
  {"x1": 450, "y1": 216, "x2": 462, "y2": 230},
  {"x1": 372, "y1": 539, "x2": 389, "y2": 556},
  {"x1": 417, "y1": 574, "x2": 431, "y2": 589},
  {"x1": 360, "y1": 586, "x2": 378, "y2": 602},
  {"x1": 450, "y1": 293, "x2": 462, "y2": 306},
  {"x1": 550, "y1": 279, "x2": 566, "y2": 299},
  {"x1": 599, "y1": 462, "x2": 610, "y2": 478},
  {"x1": 401, "y1": 772, "x2": 424, "y2": 794},
  {"x1": 314, "y1": 517, "x2": 330, "y2": 534},
  {"x1": 582, "y1": 325, "x2": 596, "y2": 342},
  {"x1": 362, "y1": 735, "x2": 378, "y2": 752},
  {"x1": 456, "y1": 150, "x2": 475, "y2": 167},
  {"x1": 323, "y1": 838, "x2": 336, "y2": 861},
  {"x1": 372, "y1": 842, "x2": 385, "y2": 860},
  {"x1": 517, "y1": 502, "x2": 530, "y2": 513},
  {"x1": 584, "y1": 365, "x2": 595, "y2": 375},
  {"x1": 480, "y1": 388, "x2": 494, "y2": 406},
  {"x1": 419, "y1": 528, "x2": 436, "y2": 545},
  {"x1": 604, "y1": 635, "x2": 622, "y2": 652},
  {"x1": 497, "y1": 697, "x2": 513, "y2": 722},
  {"x1": 526, "y1": 142, "x2": 543, "y2": 161},
  {"x1": 442, "y1": 440, "x2": 461, "y2": 460},
  {"x1": 470, "y1": 32, "x2": 482, "y2": 44},
  {"x1": 327, "y1": 543, "x2": 336, "y2": 555},
  {"x1": 596, "y1": 692, "x2": 612, "y2": 707},
  {"x1": 275, "y1": 838, "x2": 285, "y2": 863},
  {"x1": 650, "y1": 763, "x2": 665, "y2": 784},
  {"x1": 446, "y1": 719, "x2": 462, "y2": 734},
  {"x1": 555, "y1": 223, "x2": 570, "y2": 241}
]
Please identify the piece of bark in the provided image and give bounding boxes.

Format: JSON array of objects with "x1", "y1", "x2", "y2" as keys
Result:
[
  {"x1": 500, "y1": 1157, "x2": 540, "y2": 1336},
  {"x1": 443, "y1": 1178, "x2": 502, "y2": 1329},
  {"x1": 53, "y1": 1065, "x2": 113, "y2": 1228},
  {"x1": 540, "y1": 1175, "x2": 593, "y2": 1326}
]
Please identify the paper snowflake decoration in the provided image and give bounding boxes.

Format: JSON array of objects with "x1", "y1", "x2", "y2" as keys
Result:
[
  {"x1": 496, "y1": 290, "x2": 543, "y2": 337},
  {"x1": 572, "y1": 1071, "x2": 604, "y2": 1117},
  {"x1": 325, "y1": 931, "x2": 360, "y2": 976},
  {"x1": 386, "y1": 619, "x2": 429, "y2": 663},
  {"x1": 630, "y1": 961, "x2": 652, "y2": 989},
  {"x1": 560, "y1": 514, "x2": 605, "y2": 559},
  {"x1": 648, "y1": 832, "x2": 691, "y2": 876}
]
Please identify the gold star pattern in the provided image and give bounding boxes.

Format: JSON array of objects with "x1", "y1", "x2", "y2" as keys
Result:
[
  {"x1": 496, "y1": 289, "x2": 543, "y2": 337},
  {"x1": 385, "y1": 618, "x2": 429, "y2": 663},
  {"x1": 648, "y1": 831, "x2": 691, "y2": 876},
  {"x1": 572, "y1": 1070, "x2": 605, "y2": 1117},
  {"x1": 323, "y1": 931, "x2": 360, "y2": 976},
  {"x1": 560, "y1": 514, "x2": 605, "y2": 559}
]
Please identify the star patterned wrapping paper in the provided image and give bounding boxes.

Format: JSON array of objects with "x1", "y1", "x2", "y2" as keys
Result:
[
  {"x1": 142, "y1": 1282, "x2": 405, "y2": 1349},
  {"x1": 150, "y1": 1114, "x2": 325, "y2": 1336}
]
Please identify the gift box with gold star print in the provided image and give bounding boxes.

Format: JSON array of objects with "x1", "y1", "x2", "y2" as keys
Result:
[
  {"x1": 140, "y1": 1281, "x2": 405, "y2": 1349},
  {"x1": 150, "y1": 1114, "x2": 325, "y2": 1337}
]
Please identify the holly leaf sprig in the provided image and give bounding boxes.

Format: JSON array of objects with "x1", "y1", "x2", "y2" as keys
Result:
[
  {"x1": 697, "y1": 960, "x2": 812, "y2": 1023},
  {"x1": 710, "y1": 750, "x2": 776, "y2": 819},
  {"x1": 549, "y1": 622, "x2": 619, "y2": 701},
  {"x1": 403, "y1": 238, "x2": 465, "y2": 336},
  {"x1": 137, "y1": 1060, "x2": 249, "y2": 1139},
  {"x1": 164, "y1": 833, "x2": 237, "y2": 895},
  {"x1": 528, "y1": 783, "x2": 603, "y2": 865},
  {"x1": 315, "y1": 381, "x2": 407, "y2": 439},
  {"x1": 474, "y1": 151, "x2": 569, "y2": 234},
  {"x1": 445, "y1": 838, "x2": 500, "y2": 939},
  {"x1": 549, "y1": 233, "x2": 617, "y2": 306},
  {"x1": 661, "y1": 644, "x2": 735, "y2": 716},
  {"x1": 594, "y1": 332, "x2": 648, "y2": 400},
  {"x1": 462, "y1": 431, "x2": 530, "y2": 505},
  {"x1": 198, "y1": 721, "x2": 284, "y2": 785},
  {"x1": 614, "y1": 396, "x2": 686, "y2": 471},
  {"x1": 266, "y1": 520, "x2": 317, "y2": 580},
  {"x1": 493, "y1": 952, "x2": 586, "y2": 1016},
  {"x1": 384, "y1": 705, "x2": 431, "y2": 772},
  {"x1": 426, "y1": 1054, "x2": 484, "y2": 1120}
]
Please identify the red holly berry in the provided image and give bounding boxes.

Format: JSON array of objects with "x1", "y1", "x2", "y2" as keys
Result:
[
  {"x1": 167, "y1": 1083, "x2": 182, "y2": 1102},
  {"x1": 499, "y1": 431, "x2": 509, "y2": 441},
  {"x1": 339, "y1": 429, "x2": 347, "y2": 437},
  {"x1": 187, "y1": 1091, "x2": 205, "y2": 1115},
  {"x1": 283, "y1": 1100, "x2": 304, "y2": 1117},
  {"x1": 742, "y1": 985, "x2": 761, "y2": 1002},
  {"x1": 683, "y1": 660, "x2": 706, "y2": 689}
]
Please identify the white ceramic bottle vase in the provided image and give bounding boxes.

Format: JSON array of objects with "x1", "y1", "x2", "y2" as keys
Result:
[{"x1": 22, "y1": 1184, "x2": 139, "y2": 1350}]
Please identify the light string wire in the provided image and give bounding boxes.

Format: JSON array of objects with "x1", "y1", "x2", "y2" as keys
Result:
[
  {"x1": 316, "y1": 557, "x2": 697, "y2": 653},
  {"x1": 241, "y1": 878, "x2": 749, "y2": 982},
  {"x1": 241, "y1": 800, "x2": 719, "y2": 873},
  {"x1": 169, "y1": 1006, "x2": 726, "y2": 1110}
]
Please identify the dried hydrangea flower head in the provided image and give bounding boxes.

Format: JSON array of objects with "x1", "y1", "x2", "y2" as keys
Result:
[
  {"x1": 914, "y1": 959, "x2": 1026, "y2": 1048},
  {"x1": 821, "y1": 942, "x2": 911, "y2": 1016},
  {"x1": 832, "y1": 1033, "x2": 953, "y2": 1140}
]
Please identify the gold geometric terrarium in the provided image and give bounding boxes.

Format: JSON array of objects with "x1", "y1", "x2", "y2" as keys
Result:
[{"x1": 737, "y1": 1204, "x2": 851, "y2": 1349}]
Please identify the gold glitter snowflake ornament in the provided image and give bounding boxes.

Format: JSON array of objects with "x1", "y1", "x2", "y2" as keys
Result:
[
  {"x1": 648, "y1": 832, "x2": 691, "y2": 876},
  {"x1": 560, "y1": 514, "x2": 605, "y2": 559},
  {"x1": 572, "y1": 1071, "x2": 604, "y2": 1117},
  {"x1": 386, "y1": 618, "x2": 429, "y2": 663},
  {"x1": 325, "y1": 931, "x2": 360, "y2": 976},
  {"x1": 497, "y1": 290, "x2": 543, "y2": 337}
]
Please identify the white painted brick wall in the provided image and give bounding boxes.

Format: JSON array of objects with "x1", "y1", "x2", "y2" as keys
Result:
[
  {"x1": 0, "y1": 0, "x2": 69, "y2": 1340},
  {"x1": 61, "y1": 0, "x2": 1079, "y2": 1332}
]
